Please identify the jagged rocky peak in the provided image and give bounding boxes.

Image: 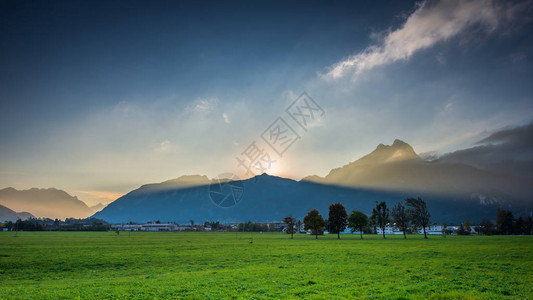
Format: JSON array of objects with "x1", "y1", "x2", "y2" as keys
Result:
[{"x1": 362, "y1": 139, "x2": 420, "y2": 163}]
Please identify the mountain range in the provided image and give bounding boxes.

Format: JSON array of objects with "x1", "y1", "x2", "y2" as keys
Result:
[
  {"x1": 89, "y1": 203, "x2": 107, "y2": 213},
  {"x1": 0, "y1": 187, "x2": 93, "y2": 220},
  {"x1": 93, "y1": 139, "x2": 532, "y2": 224},
  {"x1": 2, "y1": 139, "x2": 531, "y2": 224},
  {"x1": 0, "y1": 204, "x2": 34, "y2": 222},
  {"x1": 304, "y1": 139, "x2": 529, "y2": 198}
]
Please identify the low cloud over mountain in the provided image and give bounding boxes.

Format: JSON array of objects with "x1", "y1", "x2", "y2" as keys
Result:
[
  {"x1": 94, "y1": 139, "x2": 532, "y2": 224},
  {"x1": 5, "y1": 136, "x2": 532, "y2": 223},
  {"x1": 304, "y1": 139, "x2": 529, "y2": 200},
  {"x1": 437, "y1": 122, "x2": 533, "y2": 182}
]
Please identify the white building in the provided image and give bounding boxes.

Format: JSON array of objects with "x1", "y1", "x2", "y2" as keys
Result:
[
  {"x1": 376, "y1": 225, "x2": 444, "y2": 235},
  {"x1": 376, "y1": 226, "x2": 397, "y2": 235},
  {"x1": 267, "y1": 222, "x2": 285, "y2": 231},
  {"x1": 113, "y1": 224, "x2": 142, "y2": 231},
  {"x1": 422, "y1": 225, "x2": 444, "y2": 235},
  {"x1": 446, "y1": 225, "x2": 459, "y2": 232},
  {"x1": 141, "y1": 223, "x2": 178, "y2": 231},
  {"x1": 228, "y1": 223, "x2": 240, "y2": 229}
]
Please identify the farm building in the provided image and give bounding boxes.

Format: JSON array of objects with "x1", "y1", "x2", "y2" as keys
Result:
[
  {"x1": 376, "y1": 225, "x2": 444, "y2": 235},
  {"x1": 141, "y1": 223, "x2": 178, "y2": 231},
  {"x1": 112, "y1": 224, "x2": 142, "y2": 231}
]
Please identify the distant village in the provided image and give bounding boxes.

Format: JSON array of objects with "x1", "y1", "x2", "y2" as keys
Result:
[
  {"x1": 111, "y1": 222, "x2": 459, "y2": 235},
  {"x1": 0, "y1": 218, "x2": 523, "y2": 236},
  {"x1": 1, "y1": 199, "x2": 530, "y2": 236}
]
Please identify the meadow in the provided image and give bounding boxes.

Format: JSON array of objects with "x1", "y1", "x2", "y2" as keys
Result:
[{"x1": 0, "y1": 231, "x2": 532, "y2": 299}]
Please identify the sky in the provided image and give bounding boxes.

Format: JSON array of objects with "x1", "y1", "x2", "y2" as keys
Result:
[{"x1": 1, "y1": 0, "x2": 532, "y2": 206}]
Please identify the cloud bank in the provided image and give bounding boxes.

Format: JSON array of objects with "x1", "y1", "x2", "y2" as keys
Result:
[
  {"x1": 322, "y1": 0, "x2": 529, "y2": 80},
  {"x1": 438, "y1": 122, "x2": 533, "y2": 181}
]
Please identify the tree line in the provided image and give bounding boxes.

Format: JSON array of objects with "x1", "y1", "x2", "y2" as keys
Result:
[
  {"x1": 1, "y1": 218, "x2": 110, "y2": 231},
  {"x1": 455, "y1": 209, "x2": 533, "y2": 235},
  {"x1": 295, "y1": 200, "x2": 533, "y2": 239},
  {"x1": 300, "y1": 197, "x2": 431, "y2": 239},
  {"x1": 3, "y1": 203, "x2": 530, "y2": 235}
]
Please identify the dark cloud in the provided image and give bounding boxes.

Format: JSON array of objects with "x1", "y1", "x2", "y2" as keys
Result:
[{"x1": 439, "y1": 121, "x2": 533, "y2": 180}]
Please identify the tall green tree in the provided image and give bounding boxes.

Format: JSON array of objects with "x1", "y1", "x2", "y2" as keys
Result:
[
  {"x1": 464, "y1": 219, "x2": 472, "y2": 234},
  {"x1": 515, "y1": 217, "x2": 524, "y2": 235},
  {"x1": 348, "y1": 210, "x2": 368, "y2": 239},
  {"x1": 371, "y1": 201, "x2": 390, "y2": 239},
  {"x1": 504, "y1": 211, "x2": 515, "y2": 234},
  {"x1": 495, "y1": 208, "x2": 506, "y2": 233},
  {"x1": 523, "y1": 216, "x2": 533, "y2": 235},
  {"x1": 405, "y1": 197, "x2": 430, "y2": 239},
  {"x1": 303, "y1": 209, "x2": 325, "y2": 239},
  {"x1": 284, "y1": 216, "x2": 296, "y2": 239},
  {"x1": 328, "y1": 203, "x2": 348, "y2": 239},
  {"x1": 496, "y1": 209, "x2": 516, "y2": 235},
  {"x1": 476, "y1": 219, "x2": 494, "y2": 235},
  {"x1": 391, "y1": 202, "x2": 409, "y2": 239},
  {"x1": 456, "y1": 223, "x2": 469, "y2": 235}
]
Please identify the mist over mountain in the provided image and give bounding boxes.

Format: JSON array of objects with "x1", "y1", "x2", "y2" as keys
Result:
[
  {"x1": 3, "y1": 138, "x2": 531, "y2": 224},
  {"x1": 436, "y1": 122, "x2": 533, "y2": 183},
  {"x1": 89, "y1": 203, "x2": 107, "y2": 213},
  {"x1": 0, "y1": 188, "x2": 93, "y2": 220},
  {"x1": 304, "y1": 139, "x2": 530, "y2": 200},
  {"x1": 94, "y1": 140, "x2": 532, "y2": 224},
  {"x1": 0, "y1": 204, "x2": 34, "y2": 222}
]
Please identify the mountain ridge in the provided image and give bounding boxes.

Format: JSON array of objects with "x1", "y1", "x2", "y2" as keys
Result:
[
  {"x1": 303, "y1": 139, "x2": 526, "y2": 198},
  {"x1": 0, "y1": 204, "x2": 35, "y2": 222},
  {"x1": 93, "y1": 172, "x2": 529, "y2": 224},
  {"x1": 92, "y1": 139, "x2": 532, "y2": 224},
  {"x1": 0, "y1": 187, "x2": 93, "y2": 219},
  {"x1": 3, "y1": 139, "x2": 531, "y2": 223}
]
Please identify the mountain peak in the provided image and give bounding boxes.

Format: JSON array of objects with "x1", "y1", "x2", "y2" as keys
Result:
[
  {"x1": 251, "y1": 173, "x2": 278, "y2": 181},
  {"x1": 365, "y1": 139, "x2": 420, "y2": 163},
  {"x1": 248, "y1": 173, "x2": 296, "y2": 185},
  {"x1": 392, "y1": 139, "x2": 409, "y2": 147},
  {"x1": 89, "y1": 202, "x2": 106, "y2": 213}
]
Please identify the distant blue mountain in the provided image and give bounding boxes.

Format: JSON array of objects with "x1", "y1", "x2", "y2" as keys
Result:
[
  {"x1": 92, "y1": 174, "x2": 517, "y2": 224},
  {"x1": 93, "y1": 140, "x2": 532, "y2": 224}
]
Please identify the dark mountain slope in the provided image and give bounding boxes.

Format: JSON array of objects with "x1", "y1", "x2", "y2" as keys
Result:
[{"x1": 93, "y1": 174, "x2": 520, "y2": 224}]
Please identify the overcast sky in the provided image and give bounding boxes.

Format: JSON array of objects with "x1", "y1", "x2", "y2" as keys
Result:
[{"x1": 1, "y1": 0, "x2": 532, "y2": 205}]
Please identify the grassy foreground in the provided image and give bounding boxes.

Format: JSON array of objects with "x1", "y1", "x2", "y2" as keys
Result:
[{"x1": 0, "y1": 232, "x2": 532, "y2": 299}]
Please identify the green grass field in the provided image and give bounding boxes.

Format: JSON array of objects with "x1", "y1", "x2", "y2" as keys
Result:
[{"x1": 0, "y1": 232, "x2": 532, "y2": 299}]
